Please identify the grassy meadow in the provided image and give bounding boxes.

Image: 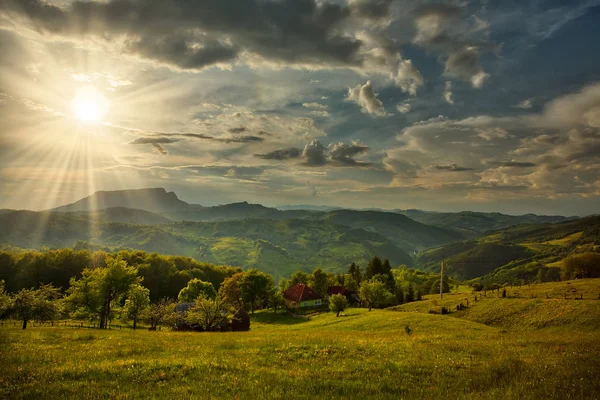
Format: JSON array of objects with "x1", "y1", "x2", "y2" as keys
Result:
[{"x1": 2, "y1": 280, "x2": 600, "y2": 399}]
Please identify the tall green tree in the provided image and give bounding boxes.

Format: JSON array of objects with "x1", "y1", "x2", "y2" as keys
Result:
[
  {"x1": 365, "y1": 256, "x2": 384, "y2": 279},
  {"x1": 329, "y1": 293, "x2": 348, "y2": 317},
  {"x1": 405, "y1": 282, "x2": 415, "y2": 303},
  {"x1": 289, "y1": 271, "x2": 310, "y2": 286},
  {"x1": 178, "y1": 278, "x2": 217, "y2": 303},
  {"x1": 349, "y1": 262, "x2": 362, "y2": 284},
  {"x1": 218, "y1": 272, "x2": 245, "y2": 309},
  {"x1": 9, "y1": 284, "x2": 61, "y2": 329},
  {"x1": 309, "y1": 268, "x2": 331, "y2": 297},
  {"x1": 67, "y1": 255, "x2": 140, "y2": 329},
  {"x1": 240, "y1": 269, "x2": 274, "y2": 314},
  {"x1": 359, "y1": 280, "x2": 393, "y2": 311},
  {"x1": 123, "y1": 285, "x2": 150, "y2": 330}
]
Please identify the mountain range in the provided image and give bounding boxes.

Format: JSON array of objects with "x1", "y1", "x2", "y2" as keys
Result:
[{"x1": 0, "y1": 187, "x2": 593, "y2": 280}]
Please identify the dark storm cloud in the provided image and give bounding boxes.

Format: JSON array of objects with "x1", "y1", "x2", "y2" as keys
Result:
[
  {"x1": 328, "y1": 141, "x2": 371, "y2": 166},
  {"x1": 488, "y1": 161, "x2": 536, "y2": 168},
  {"x1": 0, "y1": 0, "x2": 391, "y2": 71},
  {"x1": 350, "y1": 0, "x2": 393, "y2": 19},
  {"x1": 412, "y1": 2, "x2": 493, "y2": 87},
  {"x1": 302, "y1": 139, "x2": 328, "y2": 166},
  {"x1": 255, "y1": 148, "x2": 302, "y2": 160},
  {"x1": 255, "y1": 140, "x2": 371, "y2": 167},
  {"x1": 433, "y1": 164, "x2": 475, "y2": 172}
]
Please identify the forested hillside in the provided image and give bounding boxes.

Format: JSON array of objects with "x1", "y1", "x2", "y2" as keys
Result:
[
  {"x1": 417, "y1": 216, "x2": 600, "y2": 284},
  {"x1": 0, "y1": 211, "x2": 413, "y2": 278}
]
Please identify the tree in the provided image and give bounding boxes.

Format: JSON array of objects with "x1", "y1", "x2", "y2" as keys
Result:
[
  {"x1": 218, "y1": 272, "x2": 245, "y2": 309},
  {"x1": 184, "y1": 295, "x2": 232, "y2": 331},
  {"x1": 395, "y1": 284, "x2": 404, "y2": 305},
  {"x1": 67, "y1": 255, "x2": 140, "y2": 329},
  {"x1": 344, "y1": 275, "x2": 359, "y2": 291},
  {"x1": 9, "y1": 284, "x2": 61, "y2": 329},
  {"x1": 269, "y1": 289, "x2": 285, "y2": 313},
  {"x1": 405, "y1": 282, "x2": 415, "y2": 303},
  {"x1": 429, "y1": 276, "x2": 450, "y2": 294},
  {"x1": 562, "y1": 253, "x2": 600, "y2": 280},
  {"x1": 142, "y1": 298, "x2": 176, "y2": 330},
  {"x1": 289, "y1": 271, "x2": 310, "y2": 286},
  {"x1": 329, "y1": 293, "x2": 348, "y2": 317},
  {"x1": 240, "y1": 269, "x2": 274, "y2": 314},
  {"x1": 278, "y1": 278, "x2": 290, "y2": 293},
  {"x1": 365, "y1": 256, "x2": 384, "y2": 279},
  {"x1": 536, "y1": 269, "x2": 544, "y2": 284},
  {"x1": 178, "y1": 278, "x2": 217, "y2": 303},
  {"x1": 0, "y1": 280, "x2": 9, "y2": 319},
  {"x1": 309, "y1": 268, "x2": 331, "y2": 298},
  {"x1": 123, "y1": 285, "x2": 150, "y2": 330},
  {"x1": 359, "y1": 280, "x2": 393, "y2": 311},
  {"x1": 349, "y1": 262, "x2": 362, "y2": 285}
]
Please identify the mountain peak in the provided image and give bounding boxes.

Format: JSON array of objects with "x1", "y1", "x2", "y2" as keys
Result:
[{"x1": 52, "y1": 188, "x2": 194, "y2": 213}]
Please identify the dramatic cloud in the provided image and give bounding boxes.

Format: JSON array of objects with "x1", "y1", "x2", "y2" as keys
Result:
[
  {"x1": 255, "y1": 148, "x2": 302, "y2": 160},
  {"x1": 255, "y1": 140, "x2": 371, "y2": 167},
  {"x1": 443, "y1": 81, "x2": 454, "y2": 104},
  {"x1": 412, "y1": 4, "x2": 494, "y2": 88},
  {"x1": 129, "y1": 137, "x2": 179, "y2": 145},
  {"x1": 302, "y1": 102, "x2": 328, "y2": 110},
  {"x1": 514, "y1": 99, "x2": 533, "y2": 109},
  {"x1": 433, "y1": 164, "x2": 474, "y2": 172},
  {"x1": 328, "y1": 141, "x2": 370, "y2": 166},
  {"x1": 302, "y1": 139, "x2": 328, "y2": 166},
  {"x1": 396, "y1": 103, "x2": 411, "y2": 114},
  {"x1": 0, "y1": 0, "x2": 414, "y2": 78},
  {"x1": 488, "y1": 161, "x2": 536, "y2": 168},
  {"x1": 347, "y1": 80, "x2": 389, "y2": 117}
]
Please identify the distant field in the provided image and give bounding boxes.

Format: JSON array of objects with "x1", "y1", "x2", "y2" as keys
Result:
[{"x1": 2, "y1": 284, "x2": 600, "y2": 399}]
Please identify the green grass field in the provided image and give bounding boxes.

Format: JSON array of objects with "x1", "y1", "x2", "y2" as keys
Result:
[{"x1": 2, "y1": 281, "x2": 600, "y2": 399}]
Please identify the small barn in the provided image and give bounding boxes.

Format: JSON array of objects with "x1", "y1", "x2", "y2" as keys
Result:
[{"x1": 282, "y1": 283, "x2": 323, "y2": 309}]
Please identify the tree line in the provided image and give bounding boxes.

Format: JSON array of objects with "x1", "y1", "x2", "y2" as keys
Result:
[{"x1": 0, "y1": 249, "x2": 442, "y2": 330}]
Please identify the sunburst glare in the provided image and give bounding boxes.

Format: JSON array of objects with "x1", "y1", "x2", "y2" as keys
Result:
[{"x1": 71, "y1": 86, "x2": 109, "y2": 123}]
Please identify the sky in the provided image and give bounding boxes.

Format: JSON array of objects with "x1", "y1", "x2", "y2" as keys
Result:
[{"x1": 0, "y1": 0, "x2": 599, "y2": 216}]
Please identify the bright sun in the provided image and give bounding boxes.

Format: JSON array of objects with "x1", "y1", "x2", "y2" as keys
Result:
[{"x1": 71, "y1": 87, "x2": 109, "y2": 123}]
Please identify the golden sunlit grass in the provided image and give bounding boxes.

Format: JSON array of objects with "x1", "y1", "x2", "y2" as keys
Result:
[{"x1": 1, "y1": 308, "x2": 600, "y2": 399}]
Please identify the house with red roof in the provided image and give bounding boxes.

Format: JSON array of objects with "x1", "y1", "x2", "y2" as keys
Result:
[
  {"x1": 282, "y1": 283, "x2": 323, "y2": 309},
  {"x1": 328, "y1": 285, "x2": 361, "y2": 305}
]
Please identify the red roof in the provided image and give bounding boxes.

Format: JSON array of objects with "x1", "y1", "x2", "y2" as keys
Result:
[
  {"x1": 327, "y1": 286, "x2": 348, "y2": 296},
  {"x1": 282, "y1": 283, "x2": 322, "y2": 302}
]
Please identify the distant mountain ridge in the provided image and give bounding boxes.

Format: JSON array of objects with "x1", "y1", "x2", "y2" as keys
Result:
[{"x1": 52, "y1": 188, "x2": 198, "y2": 213}]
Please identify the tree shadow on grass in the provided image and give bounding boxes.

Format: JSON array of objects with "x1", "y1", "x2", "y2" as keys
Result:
[{"x1": 250, "y1": 312, "x2": 310, "y2": 325}]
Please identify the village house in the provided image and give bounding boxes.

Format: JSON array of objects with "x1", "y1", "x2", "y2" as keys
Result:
[
  {"x1": 327, "y1": 285, "x2": 361, "y2": 305},
  {"x1": 282, "y1": 283, "x2": 323, "y2": 309}
]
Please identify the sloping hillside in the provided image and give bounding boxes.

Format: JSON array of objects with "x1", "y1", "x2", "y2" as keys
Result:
[
  {"x1": 316, "y1": 210, "x2": 462, "y2": 252},
  {"x1": 397, "y1": 209, "x2": 574, "y2": 236},
  {"x1": 416, "y1": 216, "x2": 600, "y2": 281},
  {"x1": 0, "y1": 211, "x2": 413, "y2": 278},
  {"x1": 68, "y1": 207, "x2": 172, "y2": 225}
]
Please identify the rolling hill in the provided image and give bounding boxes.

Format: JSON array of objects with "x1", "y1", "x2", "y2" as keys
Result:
[
  {"x1": 396, "y1": 209, "x2": 575, "y2": 236},
  {"x1": 416, "y1": 216, "x2": 600, "y2": 282},
  {"x1": 0, "y1": 210, "x2": 413, "y2": 278}
]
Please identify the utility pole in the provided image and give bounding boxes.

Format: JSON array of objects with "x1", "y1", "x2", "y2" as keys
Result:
[{"x1": 440, "y1": 260, "x2": 444, "y2": 299}]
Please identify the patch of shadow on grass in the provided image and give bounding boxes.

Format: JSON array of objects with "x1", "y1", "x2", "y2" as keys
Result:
[{"x1": 251, "y1": 312, "x2": 310, "y2": 326}]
